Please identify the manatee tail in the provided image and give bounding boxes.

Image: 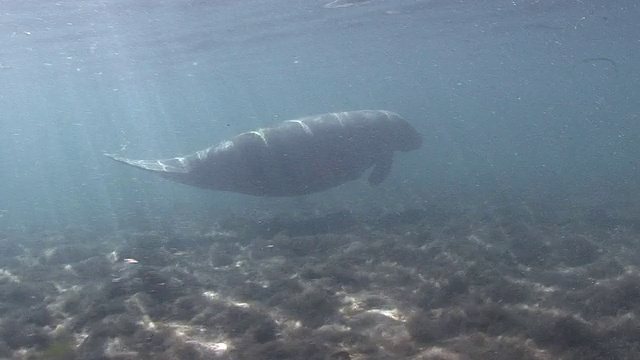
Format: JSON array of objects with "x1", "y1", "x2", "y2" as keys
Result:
[{"x1": 105, "y1": 153, "x2": 190, "y2": 173}]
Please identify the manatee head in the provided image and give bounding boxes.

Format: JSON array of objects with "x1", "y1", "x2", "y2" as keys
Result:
[{"x1": 386, "y1": 113, "x2": 422, "y2": 152}]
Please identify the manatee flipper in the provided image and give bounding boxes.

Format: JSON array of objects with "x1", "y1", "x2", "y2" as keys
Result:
[
  {"x1": 105, "y1": 154, "x2": 190, "y2": 173},
  {"x1": 368, "y1": 151, "x2": 393, "y2": 186}
]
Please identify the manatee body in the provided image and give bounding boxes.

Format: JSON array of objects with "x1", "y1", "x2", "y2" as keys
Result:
[{"x1": 107, "y1": 110, "x2": 422, "y2": 196}]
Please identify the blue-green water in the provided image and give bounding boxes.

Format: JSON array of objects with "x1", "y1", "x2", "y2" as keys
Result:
[{"x1": 1, "y1": 0, "x2": 638, "y2": 232}]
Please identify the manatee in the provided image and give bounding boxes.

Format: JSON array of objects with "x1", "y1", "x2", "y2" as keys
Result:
[{"x1": 107, "y1": 110, "x2": 422, "y2": 196}]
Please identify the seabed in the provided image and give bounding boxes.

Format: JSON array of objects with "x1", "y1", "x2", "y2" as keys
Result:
[{"x1": 1, "y1": 200, "x2": 639, "y2": 359}]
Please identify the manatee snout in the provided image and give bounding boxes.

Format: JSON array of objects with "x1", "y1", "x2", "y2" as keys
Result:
[{"x1": 394, "y1": 119, "x2": 422, "y2": 152}]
